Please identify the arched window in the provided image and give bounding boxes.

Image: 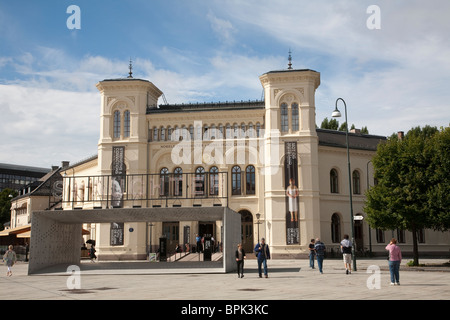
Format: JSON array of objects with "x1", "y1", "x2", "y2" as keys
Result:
[
  {"x1": 168, "y1": 126, "x2": 172, "y2": 141},
  {"x1": 189, "y1": 125, "x2": 194, "y2": 140},
  {"x1": 161, "y1": 127, "x2": 166, "y2": 141},
  {"x1": 174, "y1": 167, "x2": 183, "y2": 196},
  {"x1": 246, "y1": 165, "x2": 256, "y2": 195},
  {"x1": 195, "y1": 167, "x2": 205, "y2": 196},
  {"x1": 113, "y1": 110, "x2": 121, "y2": 138},
  {"x1": 256, "y1": 123, "x2": 261, "y2": 137},
  {"x1": 232, "y1": 166, "x2": 242, "y2": 195},
  {"x1": 160, "y1": 167, "x2": 169, "y2": 196},
  {"x1": 331, "y1": 213, "x2": 341, "y2": 243},
  {"x1": 280, "y1": 103, "x2": 289, "y2": 132},
  {"x1": 209, "y1": 166, "x2": 219, "y2": 195},
  {"x1": 123, "y1": 110, "x2": 130, "y2": 137},
  {"x1": 330, "y1": 169, "x2": 339, "y2": 193},
  {"x1": 153, "y1": 127, "x2": 159, "y2": 142},
  {"x1": 226, "y1": 124, "x2": 231, "y2": 139},
  {"x1": 353, "y1": 170, "x2": 361, "y2": 194},
  {"x1": 291, "y1": 103, "x2": 299, "y2": 131}
]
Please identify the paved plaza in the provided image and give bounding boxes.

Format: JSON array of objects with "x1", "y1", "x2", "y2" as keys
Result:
[{"x1": 1, "y1": 257, "x2": 449, "y2": 301}]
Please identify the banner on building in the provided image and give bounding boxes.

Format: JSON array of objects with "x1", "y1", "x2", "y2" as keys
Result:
[
  {"x1": 284, "y1": 141, "x2": 299, "y2": 244},
  {"x1": 111, "y1": 146, "x2": 126, "y2": 207}
]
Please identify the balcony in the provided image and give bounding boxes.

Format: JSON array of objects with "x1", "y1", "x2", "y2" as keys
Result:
[{"x1": 61, "y1": 171, "x2": 229, "y2": 210}]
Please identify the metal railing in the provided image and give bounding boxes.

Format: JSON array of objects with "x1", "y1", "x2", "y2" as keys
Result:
[{"x1": 61, "y1": 171, "x2": 229, "y2": 209}]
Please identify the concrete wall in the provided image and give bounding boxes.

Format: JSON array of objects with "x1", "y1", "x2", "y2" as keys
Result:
[
  {"x1": 29, "y1": 214, "x2": 81, "y2": 274},
  {"x1": 28, "y1": 207, "x2": 241, "y2": 274}
]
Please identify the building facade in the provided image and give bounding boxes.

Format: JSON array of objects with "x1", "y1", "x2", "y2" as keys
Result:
[{"x1": 60, "y1": 68, "x2": 449, "y2": 260}]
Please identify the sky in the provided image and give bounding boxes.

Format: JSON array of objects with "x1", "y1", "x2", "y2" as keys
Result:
[{"x1": 0, "y1": 0, "x2": 449, "y2": 168}]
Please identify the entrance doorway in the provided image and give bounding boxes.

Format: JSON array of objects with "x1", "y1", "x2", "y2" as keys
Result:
[
  {"x1": 162, "y1": 222, "x2": 179, "y2": 254},
  {"x1": 354, "y1": 215, "x2": 364, "y2": 253},
  {"x1": 239, "y1": 210, "x2": 254, "y2": 253}
]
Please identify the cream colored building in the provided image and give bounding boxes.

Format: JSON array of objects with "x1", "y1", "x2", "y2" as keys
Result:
[{"x1": 60, "y1": 67, "x2": 449, "y2": 260}]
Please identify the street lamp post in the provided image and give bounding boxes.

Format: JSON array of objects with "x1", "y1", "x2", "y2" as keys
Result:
[
  {"x1": 255, "y1": 213, "x2": 261, "y2": 244},
  {"x1": 332, "y1": 98, "x2": 357, "y2": 272}
]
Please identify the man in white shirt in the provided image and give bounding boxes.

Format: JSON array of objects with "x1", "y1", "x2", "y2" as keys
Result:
[{"x1": 340, "y1": 234, "x2": 353, "y2": 274}]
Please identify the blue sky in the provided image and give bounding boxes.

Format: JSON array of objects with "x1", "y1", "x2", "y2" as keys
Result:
[{"x1": 1, "y1": 0, "x2": 449, "y2": 168}]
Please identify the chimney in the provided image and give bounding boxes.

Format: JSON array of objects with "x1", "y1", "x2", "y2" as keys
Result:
[
  {"x1": 397, "y1": 131, "x2": 404, "y2": 140},
  {"x1": 350, "y1": 128, "x2": 361, "y2": 134},
  {"x1": 62, "y1": 161, "x2": 70, "y2": 168},
  {"x1": 51, "y1": 165, "x2": 59, "y2": 171}
]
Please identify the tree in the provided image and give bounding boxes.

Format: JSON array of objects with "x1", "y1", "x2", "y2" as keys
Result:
[
  {"x1": 365, "y1": 125, "x2": 450, "y2": 265},
  {"x1": 320, "y1": 118, "x2": 369, "y2": 134},
  {"x1": 0, "y1": 188, "x2": 18, "y2": 229}
]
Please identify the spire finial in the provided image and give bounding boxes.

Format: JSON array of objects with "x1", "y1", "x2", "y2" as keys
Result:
[
  {"x1": 127, "y1": 58, "x2": 133, "y2": 78},
  {"x1": 288, "y1": 49, "x2": 293, "y2": 70}
]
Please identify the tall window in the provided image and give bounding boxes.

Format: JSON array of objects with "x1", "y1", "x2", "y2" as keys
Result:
[
  {"x1": 160, "y1": 168, "x2": 169, "y2": 196},
  {"x1": 353, "y1": 170, "x2": 361, "y2": 194},
  {"x1": 331, "y1": 213, "x2": 341, "y2": 243},
  {"x1": 281, "y1": 103, "x2": 289, "y2": 132},
  {"x1": 174, "y1": 167, "x2": 183, "y2": 196},
  {"x1": 291, "y1": 103, "x2": 299, "y2": 131},
  {"x1": 153, "y1": 127, "x2": 158, "y2": 141},
  {"x1": 161, "y1": 127, "x2": 166, "y2": 141},
  {"x1": 209, "y1": 166, "x2": 219, "y2": 196},
  {"x1": 195, "y1": 167, "x2": 205, "y2": 196},
  {"x1": 232, "y1": 166, "x2": 242, "y2": 195},
  {"x1": 123, "y1": 110, "x2": 130, "y2": 137},
  {"x1": 246, "y1": 165, "x2": 256, "y2": 195},
  {"x1": 113, "y1": 110, "x2": 121, "y2": 138},
  {"x1": 330, "y1": 169, "x2": 339, "y2": 193}
]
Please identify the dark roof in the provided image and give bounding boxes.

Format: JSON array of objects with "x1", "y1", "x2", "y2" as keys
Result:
[
  {"x1": 101, "y1": 78, "x2": 151, "y2": 83},
  {"x1": 0, "y1": 163, "x2": 50, "y2": 177},
  {"x1": 148, "y1": 100, "x2": 265, "y2": 114},
  {"x1": 261, "y1": 68, "x2": 319, "y2": 75},
  {"x1": 316, "y1": 128, "x2": 386, "y2": 151}
]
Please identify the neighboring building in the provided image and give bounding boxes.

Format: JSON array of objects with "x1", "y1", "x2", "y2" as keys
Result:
[
  {"x1": 0, "y1": 162, "x2": 68, "y2": 245},
  {"x1": 59, "y1": 66, "x2": 449, "y2": 260},
  {"x1": 0, "y1": 163, "x2": 50, "y2": 192}
]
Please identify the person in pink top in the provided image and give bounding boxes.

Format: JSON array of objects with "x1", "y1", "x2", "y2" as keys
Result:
[{"x1": 385, "y1": 238, "x2": 402, "y2": 285}]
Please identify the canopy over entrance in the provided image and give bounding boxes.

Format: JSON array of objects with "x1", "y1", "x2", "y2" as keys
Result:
[{"x1": 28, "y1": 206, "x2": 240, "y2": 274}]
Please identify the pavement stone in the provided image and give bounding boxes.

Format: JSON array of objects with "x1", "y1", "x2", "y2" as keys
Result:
[{"x1": 1, "y1": 258, "x2": 449, "y2": 302}]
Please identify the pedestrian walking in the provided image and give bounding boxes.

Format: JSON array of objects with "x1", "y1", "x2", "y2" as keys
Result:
[
  {"x1": 89, "y1": 244, "x2": 97, "y2": 263},
  {"x1": 386, "y1": 238, "x2": 402, "y2": 285},
  {"x1": 340, "y1": 234, "x2": 353, "y2": 274},
  {"x1": 235, "y1": 243, "x2": 246, "y2": 278},
  {"x1": 314, "y1": 238, "x2": 326, "y2": 274},
  {"x1": 3, "y1": 245, "x2": 17, "y2": 277},
  {"x1": 254, "y1": 238, "x2": 270, "y2": 278},
  {"x1": 308, "y1": 238, "x2": 315, "y2": 269}
]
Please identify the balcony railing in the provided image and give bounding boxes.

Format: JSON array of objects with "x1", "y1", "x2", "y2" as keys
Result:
[{"x1": 61, "y1": 172, "x2": 228, "y2": 209}]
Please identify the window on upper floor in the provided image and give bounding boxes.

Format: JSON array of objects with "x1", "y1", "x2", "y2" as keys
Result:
[
  {"x1": 246, "y1": 165, "x2": 256, "y2": 195},
  {"x1": 232, "y1": 165, "x2": 242, "y2": 195},
  {"x1": 330, "y1": 169, "x2": 339, "y2": 193},
  {"x1": 281, "y1": 103, "x2": 289, "y2": 132},
  {"x1": 113, "y1": 110, "x2": 121, "y2": 139},
  {"x1": 353, "y1": 170, "x2": 361, "y2": 195},
  {"x1": 291, "y1": 103, "x2": 299, "y2": 131},
  {"x1": 123, "y1": 110, "x2": 130, "y2": 137}
]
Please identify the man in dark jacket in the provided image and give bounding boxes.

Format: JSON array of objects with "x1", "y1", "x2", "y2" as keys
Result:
[{"x1": 254, "y1": 238, "x2": 270, "y2": 278}]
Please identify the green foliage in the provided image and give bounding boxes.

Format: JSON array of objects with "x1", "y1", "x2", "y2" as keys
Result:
[
  {"x1": 364, "y1": 125, "x2": 450, "y2": 264},
  {"x1": 0, "y1": 188, "x2": 18, "y2": 229}
]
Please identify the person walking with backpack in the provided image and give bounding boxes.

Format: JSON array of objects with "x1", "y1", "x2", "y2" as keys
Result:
[
  {"x1": 254, "y1": 238, "x2": 270, "y2": 278},
  {"x1": 340, "y1": 234, "x2": 353, "y2": 274},
  {"x1": 314, "y1": 238, "x2": 326, "y2": 274}
]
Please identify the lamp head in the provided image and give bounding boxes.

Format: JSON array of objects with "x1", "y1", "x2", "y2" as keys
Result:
[{"x1": 331, "y1": 107, "x2": 342, "y2": 118}]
